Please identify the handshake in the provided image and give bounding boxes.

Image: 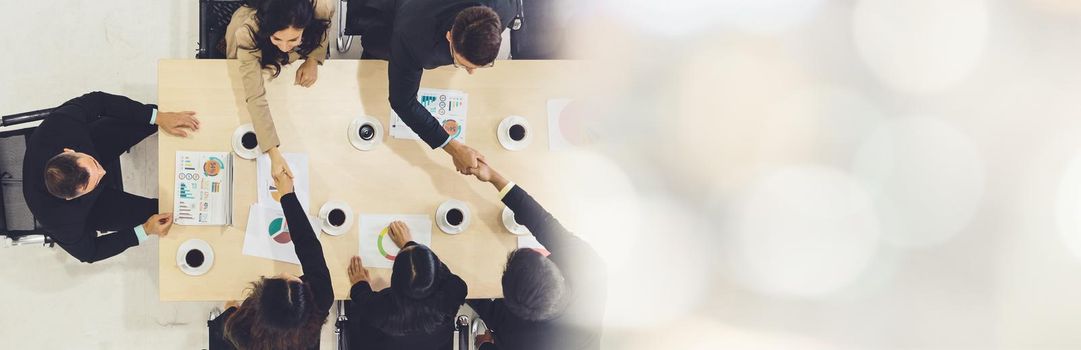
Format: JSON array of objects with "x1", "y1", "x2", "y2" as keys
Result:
[{"x1": 443, "y1": 139, "x2": 504, "y2": 186}]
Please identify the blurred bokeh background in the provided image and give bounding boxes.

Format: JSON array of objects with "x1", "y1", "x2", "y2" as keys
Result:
[{"x1": 553, "y1": 0, "x2": 1081, "y2": 348}]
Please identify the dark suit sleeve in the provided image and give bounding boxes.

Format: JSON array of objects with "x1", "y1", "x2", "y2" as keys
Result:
[
  {"x1": 282, "y1": 193, "x2": 334, "y2": 312},
  {"x1": 501, "y1": 185, "x2": 583, "y2": 254},
  {"x1": 56, "y1": 224, "x2": 140, "y2": 263},
  {"x1": 468, "y1": 299, "x2": 512, "y2": 332},
  {"x1": 439, "y1": 263, "x2": 468, "y2": 312},
  {"x1": 388, "y1": 44, "x2": 451, "y2": 149},
  {"x1": 349, "y1": 281, "x2": 395, "y2": 327},
  {"x1": 56, "y1": 91, "x2": 155, "y2": 125}
]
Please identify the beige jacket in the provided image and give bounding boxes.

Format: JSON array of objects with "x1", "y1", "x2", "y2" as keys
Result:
[{"x1": 225, "y1": 0, "x2": 335, "y2": 152}]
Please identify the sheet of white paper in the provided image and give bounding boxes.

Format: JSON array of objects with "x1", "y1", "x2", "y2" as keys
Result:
[
  {"x1": 174, "y1": 151, "x2": 232, "y2": 226},
  {"x1": 547, "y1": 98, "x2": 575, "y2": 151},
  {"x1": 357, "y1": 214, "x2": 433, "y2": 269},
  {"x1": 242, "y1": 203, "x2": 318, "y2": 265},
  {"x1": 517, "y1": 235, "x2": 551, "y2": 257},
  {"x1": 256, "y1": 152, "x2": 310, "y2": 212},
  {"x1": 391, "y1": 88, "x2": 469, "y2": 143}
]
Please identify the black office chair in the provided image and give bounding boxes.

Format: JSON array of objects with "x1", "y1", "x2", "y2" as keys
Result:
[
  {"x1": 337, "y1": 0, "x2": 525, "y2": 59},
  {"x1": 509, "y1": 0, "x2": 573, "y2": 59},
  {"x1": 197, "y1": 0, "x2": 247, "y2": 59},
  {"x1": 0, "y1": 108, "x2": 125, "y2": 248},
  {"x1": 332, "y1": 302, "x2": 477, "y2": 350},
  {"x1": 0, "y1": 108, "x2": 54, "y2": 247}
]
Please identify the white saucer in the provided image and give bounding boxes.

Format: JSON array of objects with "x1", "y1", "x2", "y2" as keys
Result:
[
  {"x1": 436, "y1": 199, "x2": 471, "y2": 235},
  {"x1": 497, "y1": 116, "x2": 532, "y2": 151},
  {"x1": 502, "y1": 206, "x2": 530, "y2": 235},
  {"x1": 319, "y1": 201, "x2": 354, "y2": 236},
  {"x1": 176, "y1": 239, "x2": 214, "y2": 276},
  {"x1": 232, "y1": 123, "x2": 261, "y2": 160},
  {"x1": 348, "y1": 116, "x2": 384, "y2": 151}
]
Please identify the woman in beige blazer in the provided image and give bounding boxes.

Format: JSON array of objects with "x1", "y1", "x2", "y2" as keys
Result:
[{"x1": 225, "y1": 0, "x2": 334, "y2": 177}]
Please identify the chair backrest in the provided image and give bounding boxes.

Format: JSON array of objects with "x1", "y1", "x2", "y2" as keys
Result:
[
  {"x1": 0, "y1": 130, "x2": 40, "y2": 237},
  {"x1": 1, "y1": 108, "x2": 52, "y2": 128},
  {"x1": 510, "y1": 0, "x2": 575, "y2": 59},
  {"x1": 198, "y1": 0, "x2": 247, "y2": 59}
]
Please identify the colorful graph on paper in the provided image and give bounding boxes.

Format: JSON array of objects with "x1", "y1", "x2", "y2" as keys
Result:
[{"x1": 391, "y1": 88, "x2": 469, "y2": 142}]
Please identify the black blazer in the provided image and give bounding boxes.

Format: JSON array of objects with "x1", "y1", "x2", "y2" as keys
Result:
[
  {"x1": 209, "y1": 192, "x2": 333, "y2": 350},
  {"x1": 21, "y1": 92, "x2": 155, "y2": 263},
  {"x1": 347, "y1": 241, "x2": 468, "y2": 350},
  {"x1": 387, "y1": 0, "x2": 518, "y2": 148},
  {"x1": 471, "y1": 185, "x2": 607, "y2": 350}
]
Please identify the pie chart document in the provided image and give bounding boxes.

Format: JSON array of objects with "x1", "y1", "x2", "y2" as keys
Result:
[
  {"x1": 357, "y1": 214, "x2": 433, "y2": 269},
  {"x1": 242, "y1": 203, "x2": 319, "y2": 265}
]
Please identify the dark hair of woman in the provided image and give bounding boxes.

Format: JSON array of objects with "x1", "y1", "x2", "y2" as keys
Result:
[
  {"x1": 244, "y1": 0, "x2": 331, "y2": 77},
  {"x1": 376, "y1": 245, "x2": 458, "y2": 336},
  {"x1": 223, "y1": 278, "x2": 326, "y2": 349}
]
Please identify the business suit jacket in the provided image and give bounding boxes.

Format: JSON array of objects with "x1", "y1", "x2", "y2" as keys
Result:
[
  {"x1": 22, "y1": 92, "x2": 157, "y2": 263},
  {"x1": 470, "y1": 185, "x2": 607, "y2": 350},
  {"x1": 225, "y1": 0, "x2": 335, "y2": 153},
  {"x1": 388, "y1": 0, "x2": 518, "y2": 148}
]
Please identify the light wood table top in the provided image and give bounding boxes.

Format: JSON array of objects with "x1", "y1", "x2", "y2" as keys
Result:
[{"x1": 157, "y1": 59, "x2": 586, "y2": 301}]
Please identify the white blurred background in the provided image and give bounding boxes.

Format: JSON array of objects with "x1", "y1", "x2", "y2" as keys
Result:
[{"x1": 558, "y1": 0, "x2": 1081, "y2": 348}]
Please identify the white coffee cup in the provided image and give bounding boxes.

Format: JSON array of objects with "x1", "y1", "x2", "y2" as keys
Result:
[
  {"x1": 232, "y1": 123, "x2": 260, "y2": 160},
  {"x1": 319, "y1": 201, "x2": 353, "y2": 236},
  {"x1": 436, "y1": 199, "x2": 471, "y2": 234},
  {"x1": 348, "y1": 116, "x2": 384, "y2": 151}
]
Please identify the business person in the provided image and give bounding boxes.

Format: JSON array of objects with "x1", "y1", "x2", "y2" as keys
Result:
[
  {"x1": 22, "y1": 91, "x2": 199, "y2": 263},
  {"x1": 368, "y1": 0, "x2": 519, "y2": 175},
  {"x1": 345, "y1": 221, "x2": 468, "y2": 350},
  {"x1": 225, "y1": 0, "x2": 334, "y2": 179},
  {"x1": 466, "y1": 161, "x2": 607, "y2": 350},
  {"x1": 208, "y1": 170, "x2": 333, "y2": 349}
]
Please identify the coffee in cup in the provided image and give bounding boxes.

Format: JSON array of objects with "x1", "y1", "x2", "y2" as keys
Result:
[
  {"x1": 446, "y1": 208, "x2": 464, "y2": 227},
  {"x1": 241, "y1": 131, "x2": 258, "y2": 150},
  {"x1": 509, "y1": 124, "x2": 526, "y2": 141},
  {"x1": 328, "y1": 208, "x2": 346, "y2": 227},
  {"x1": 185, "y1": 249, "x2": 205, "y2": 268}
]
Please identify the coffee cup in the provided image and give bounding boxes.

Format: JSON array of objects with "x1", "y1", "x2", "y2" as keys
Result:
[
  {"x1": 319, "y1": 201, "x2": 354, "y2": 236},
  {"x1": 498, "y1": 116, "x2": 531, "y2": 151},
  {"x1": 176, "y1": 239, "x2": 214, "y2": 276},
  {"x1": 349, "y1": 116, "x2": 384, "y2": 151},
  {"x1": 436, "y1": 199, "x2": 471, "y2": 234},
  {"x1": 183, "y1": 249, "x2": 206, "y2": 269},
  {"x1": 232, "y1": 123, "x2": 260, "y2": 160}
]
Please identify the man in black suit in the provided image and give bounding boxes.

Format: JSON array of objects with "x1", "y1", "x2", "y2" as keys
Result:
[
  {"x1": 466, "y1": 160, "x2": 607, "y2": 350},
  {"x1": 357, "y1": 0, "x2": 518, "y2": 175},
  {"x1": 22, "y1": 91, "x2": 200, "y2": 263}
]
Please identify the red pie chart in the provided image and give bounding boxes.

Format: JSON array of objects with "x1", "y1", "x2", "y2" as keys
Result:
[{"x1": 268, "y1": 217, "x2": 292, "y2": 244}]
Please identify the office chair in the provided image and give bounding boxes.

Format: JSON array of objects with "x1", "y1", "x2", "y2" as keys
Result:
[
  {"x1": 332, "y1": 302, "x2": 479, "y2": 350},
  {"x1": 1, "y1": 108, "x2": 54, "y2": 248},
  {"x1": 337, "y1": 0, "x2": 525, "y2": 59}
]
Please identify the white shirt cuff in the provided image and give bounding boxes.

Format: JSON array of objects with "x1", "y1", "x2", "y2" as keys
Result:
[
  {"x1": 498, "y1": 182, "x2": 517, "y2": 200},
  {"x1": 149, "y1": 109, "x2": 159, "y2": 125},
  {"x1": 438, "y1": 135, "x2": 453, "y2": 148},
  {"x1": 133, "y1": 224, "x2": 149, "y2": 244}
]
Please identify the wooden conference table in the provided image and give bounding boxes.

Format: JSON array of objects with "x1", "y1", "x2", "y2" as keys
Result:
[{"x1": 157, "y1": 59, "x2": 584, "y2": 301}]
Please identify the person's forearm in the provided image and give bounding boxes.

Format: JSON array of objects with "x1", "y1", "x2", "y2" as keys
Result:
[{"x1": 490, "y1": 171, "x2": 510, "y2": 192}]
